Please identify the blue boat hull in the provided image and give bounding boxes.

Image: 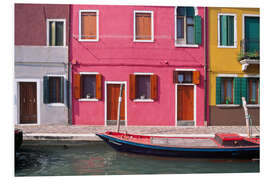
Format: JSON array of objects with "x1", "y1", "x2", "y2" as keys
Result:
[{"x1": 97, "y1": 134, "x2": 259, "y2": 159}]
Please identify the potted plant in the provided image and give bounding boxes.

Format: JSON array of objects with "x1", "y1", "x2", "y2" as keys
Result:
[{"x1": 225, "y1": 97, "x2": 232, "y2": 104}]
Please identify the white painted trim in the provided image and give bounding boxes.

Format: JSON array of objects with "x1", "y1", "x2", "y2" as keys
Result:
[
  {"x1": 104, "y1": 81, "x2": 127, "y2": 127},
  {"x1": 246, "y1": 104, "x2": 260, "y2": 108},
  {"x1": 175, "y1": 68, "x2": 196, "y2": 71},
  {"x1": 242, "y1": 14, "x2": 260, "y2": 44},
  {"x1": 217, "y1": 74, "x2": 238, "y2": 77},
  {"x1": 216, "y1": 104, "x2": 240, "y2": 108},
  {"x1": 15, "y1": 79, "x2": 41, "y2": 125},
  {"x1": 133, "y1": 99, "x2": 154, "y2": 102},
  {"x1": 217, "y1": 13, "x2": 237, "y2": 48},
  {"x1": 46, "y1": 19, "x2": 66, "y2": 47},
  {"x1": 79, "y1": 72, "x2": 99, "y2": 75},
  {"x1": 47, "y1": 103, "x2": 66, "y2": 107},
  {"x1": 133, "y1": 72, "x2": 154, "y2": 75},
  {"x1": 174, "y1": 6, "x2": 199, "y2": 47},
  {"x1": 243, "y1": 74, "x2": 260, "y2": 78},
  {"x1": 175, "y1": 84, "x2": 197, "y2": 126},
  {"x1": 133, "y1": 10, "x2": 154, "y2": 42},
  {"x1": 78, "y1": 99, "x2": 99, "y2": 102},
  {"x1": 79, "y1": 10, "x2": 99, "y2": 42}
]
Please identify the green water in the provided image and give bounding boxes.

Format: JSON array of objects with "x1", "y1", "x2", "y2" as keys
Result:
[{"x1": 15, "y1": 142, "x2": 259, "y2": 176}]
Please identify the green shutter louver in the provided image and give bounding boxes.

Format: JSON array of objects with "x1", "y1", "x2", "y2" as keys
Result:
[
  {"x1": 194, "y1": 15, "x2": 202, "y2": 45},
  {"x1": 241, "y1": 78, "x2": 248, "y2": 105},
  {"x1": 60, "y1": 77, "x2": 64, "y2": 103},
  {"x1": 220, "y1": 15, "x2": 228, "y2": 46},
  {"x1": 227, "y1": 16, "x2": 234, "y2": 46},
  {"x1": 233, "y1": 77, "x2": 241, "y2": 104},
  {"x1": 216, "y1": 77, "x2": 222, "y2": 105},
  {"x1": 43, "y1": 76, "x2": 50, "y2": 104}
]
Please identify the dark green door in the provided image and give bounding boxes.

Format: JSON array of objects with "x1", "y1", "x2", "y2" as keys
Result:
[{"x1": 245, "y1": 16, "x2": 259, "y2": 53}]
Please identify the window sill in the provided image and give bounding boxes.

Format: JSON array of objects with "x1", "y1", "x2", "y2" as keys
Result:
[
  {"x1": 216, "y1": 104, "x2": 240, "y2": 108},
  {"x1": 246, "y1": 104, "x2": 260, "y2": 108},
  {"x1": 78, "y1": 38, "x2": 99, "y2": 42},
  {"x1": 79, "y1": 98, "x2": 99, "y2": 102},
  {"x1": 133, "y1": 99, "x2": 154, "y2": 102},
  {"x1": 175, "y1": 44, "x2": 199, "y2": 48},
  {"x1": 217, "y1": 45, "x2": 237, "y2": 48},
  {"x1": 47, "y1": 103, "x2": 65, "y2": 107},
  {"x1": 133, "y1": 39, "x2": 154, "y2": 43}
]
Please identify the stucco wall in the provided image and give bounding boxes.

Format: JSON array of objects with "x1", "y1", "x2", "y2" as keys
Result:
[{"x1": 71, "y1": 5, "x2": 206, "y2": 126}]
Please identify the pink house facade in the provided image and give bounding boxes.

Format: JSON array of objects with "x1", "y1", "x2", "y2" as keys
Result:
[{"x1": 70, "y1": 5, "x2": 206, "y2": 126}]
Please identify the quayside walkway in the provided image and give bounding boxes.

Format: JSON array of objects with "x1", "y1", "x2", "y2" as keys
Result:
[{"x1": 15, "y1": 125, "x2": 260, "y2": 141}]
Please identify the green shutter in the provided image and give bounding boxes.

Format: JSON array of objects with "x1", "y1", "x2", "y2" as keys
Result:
[
  {"x1": 216, "y1": 77, "x2": 221, "y2": 104},
  {"x1": 43, "y1": 76, "x2": 50, "y2": 104},
  {"x1": 227, "y1": 16, "x2": 234, "y2": 46},
  {"x1": 60, "y1": 77, "x2": 64, "y2": 103},
  {"x1": 241, "y1": 78, "x2": 248, "y2": 105},
  {"x1": 194, "y1": 15, "x2": 202, "y2": 45},
  {"x1": 233, "y1": 77, "x2": 241, "y2": 104},
  {"x1": 220, "y1": 15, "x2": 228, "y2": 46}
]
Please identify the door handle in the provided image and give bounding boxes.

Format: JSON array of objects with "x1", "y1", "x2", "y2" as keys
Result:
[{"x1": 23, "y1": 98, "x2": 26, "y2": 103}]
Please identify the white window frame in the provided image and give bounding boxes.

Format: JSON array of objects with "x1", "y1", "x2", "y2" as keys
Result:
[
  {"x1": 133, "y1": 10, "x2": 154, "y2": 42},
  {"x1": 45, "y1": 74, "x2": 66, "y2": 107},
  {"x1": 46, "y1": 19, "x2": 66, "y2": 47},
  {"x1": 79, "y1": 10, "x2": 99, "y2": 42},
  {"x1": 174, "y1": 6, "x2": 199, "y2": 48},
  {"x1": 217, "y1": 13, "x2": 237, "y2": 48},
  {"x1": 216, "y1": 74, "x2": 240, "y2": 107},
  {"x1": 78, "y1": 72, "x2": 99, "y2": 101},
  {"x1": 133, "y1": 72, "x2": 154, "y2": 102}
]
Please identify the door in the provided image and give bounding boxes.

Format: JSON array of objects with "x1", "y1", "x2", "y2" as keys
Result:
[
  {"x1": 107, "y1": 84, "x2": 125, "y2": 122},
  {"x1": 245, "y1": 16, "x2": 259, "y2": 53},
  {"x1": 177, "y1": 85, "x2": 194, "y2": 121},
  {"x1": 20, "y1": 82, "x2": 37, "y2": 124}
]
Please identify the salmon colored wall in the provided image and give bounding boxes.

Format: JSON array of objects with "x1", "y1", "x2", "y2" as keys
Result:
[{"x1": 71, "y1": 5, "x2": 206, "y2": 126}]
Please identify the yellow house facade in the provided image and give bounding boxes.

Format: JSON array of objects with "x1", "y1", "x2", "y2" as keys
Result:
[{"x1": 208, "y1": 7, "x2": 259, "y2": 125}]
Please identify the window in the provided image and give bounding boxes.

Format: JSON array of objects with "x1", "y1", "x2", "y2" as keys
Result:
[
  {"x1": 175, "y1": 7, "x2": 202, "y2": 46},
  {"x1": 47, "y1": 19, "x2": 65, "y2": 46},
  {"x1": 218, "y1": 14, "x2": 236, "y2": 47},
  {"x1": 216, "y1": 77, "x2": 241, "y2": 105},
  {"x1": 74, "y1": 73, "x2": 102, "y2": 100},
  {"x1": 79, "y1": 10, "x2": 98, "y2": 41},
  {"x1": 244, "y1": 16, "x2": 259, "y2": 53},
  {"x1": 173, "y1": 71, "x2": 200, "y2": 84},
  {"x1": 247, "y1": 78, "x2": 259, "y2": 104},
  {"x1": 129, "y1": 74, "x2": 158, "y2": 101},
  {"x1": 43, "y1": 76, "x2": 64, "y2": 104},
  {"x1": 134, "y1": 11, "x2": 153, "y2": 42}
]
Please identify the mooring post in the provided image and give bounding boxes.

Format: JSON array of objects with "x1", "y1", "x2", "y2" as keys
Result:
[
  {"x1": 242, "y1": 97, "x2": 251, "y2": 138},
  {"x1": 117, "y1": 83, "x2": 124, "y2": 132}
]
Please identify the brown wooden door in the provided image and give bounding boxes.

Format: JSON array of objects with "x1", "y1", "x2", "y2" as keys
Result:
[
  {"x1": 20, "y1": 82, "x2": 37, "y2": 124},
  {"x1": 107, "y1": 84, "x2": 125, "y2": 121},
  {"x1": 177, "y1": 85, "x2": 194, "y2": 121}
]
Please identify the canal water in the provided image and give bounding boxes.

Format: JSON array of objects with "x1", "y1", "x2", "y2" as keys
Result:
[{"x1": 15, "y1": 142, "x2": 259, "y2": 176}]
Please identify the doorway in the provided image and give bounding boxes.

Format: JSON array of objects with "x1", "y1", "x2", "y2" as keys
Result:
[{"x1": 105, "y1": 82, "x2": 127, "y2": 126}]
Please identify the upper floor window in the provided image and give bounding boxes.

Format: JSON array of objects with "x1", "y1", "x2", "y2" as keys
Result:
[
  {"x1": 218, "y1": 14, "x2": 237, "y2": 48},
  {"x1": 47, "y1": 19, "x2": 65, "y2": 46},
  {"x1": 134, "y1": 11, "x2": 154, "y2": 42},
  {"x1": 175, "y1": 7, "x2": 201, "y2": 46},
  {"x1": 79, "y1": 10, "x2": 99, "y2": 41},
  {"x1": 243, "y1": 16, "x2": 260, "y2": 54}
]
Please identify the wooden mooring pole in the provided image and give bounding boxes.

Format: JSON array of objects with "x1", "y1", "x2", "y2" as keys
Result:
[
  {"x1": 242, "y1": 97, "x2": 251, "y2": 138},
  {"x1": 117, "y1": 84, "x2": 124, "y2": 133}
]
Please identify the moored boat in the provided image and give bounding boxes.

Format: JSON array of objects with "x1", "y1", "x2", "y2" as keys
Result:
[
  {"x1": 15, "y1": 129, "x2": 23, "y2": 151},
  {"x1": 96, "y1": 131, "x2": 259, "y2": 159}
]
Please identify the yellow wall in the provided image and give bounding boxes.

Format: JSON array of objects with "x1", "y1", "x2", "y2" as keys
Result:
[{"x1": 208, "y1": 7, "x2": 259, "y2": 106}]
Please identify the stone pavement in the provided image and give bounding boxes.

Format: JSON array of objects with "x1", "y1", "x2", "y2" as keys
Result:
[{"x1": 15, "y1": 125, "x2": 260, "y2": 142}]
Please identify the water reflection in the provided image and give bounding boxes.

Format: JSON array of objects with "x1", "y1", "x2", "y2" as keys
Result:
[{"x1": 15, "y1": 142, "x2": 259, "y2": 176}]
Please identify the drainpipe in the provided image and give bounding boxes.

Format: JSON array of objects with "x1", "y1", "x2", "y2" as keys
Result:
[
  {"x1": 204, "y1": 7, "x2": 208, "y2": 126},
  {"x1": 68, "y1": 4, "x2": 72, "y2": 125}
]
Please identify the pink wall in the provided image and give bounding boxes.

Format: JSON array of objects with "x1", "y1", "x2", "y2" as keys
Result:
[{"x1": 71, "y1": 5, "x2": 205, "y2": 126}]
